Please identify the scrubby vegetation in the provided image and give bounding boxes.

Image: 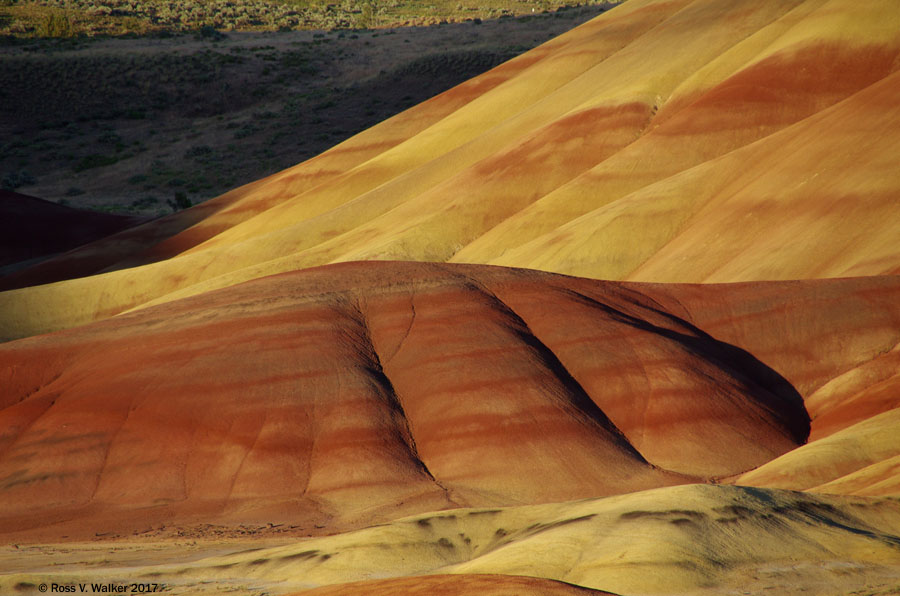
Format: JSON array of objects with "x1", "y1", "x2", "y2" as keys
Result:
[
  {"x1": 0, "y1": 0, "x2": 617, "y2": 37},
  {"x1": 0, "y1": 4, "x2": 613, "y2": 215}
]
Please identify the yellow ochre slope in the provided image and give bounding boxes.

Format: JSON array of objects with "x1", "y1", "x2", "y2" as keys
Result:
[{"x1": 1, "y1": 0, "x2": 899, "y2": 342}]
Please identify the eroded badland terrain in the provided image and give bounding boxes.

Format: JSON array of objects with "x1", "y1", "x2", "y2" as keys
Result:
[{"x1": 2, "y1": 0, "x2": 900, "y2": 595}]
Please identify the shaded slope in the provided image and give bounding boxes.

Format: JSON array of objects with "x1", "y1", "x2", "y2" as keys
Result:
[
  {"x1": 0, "y1": 190, "x2": 232, "y2": 291},
  {"x1": 0, "y1": 261, "x2": 845, "y2": 540},
  {"x1": 0, "y1": 190, "x2": 145, "y2": 275},
  {"x1": 3, "y1": 0, "x2": 899, "y2": 340},
  {"x1": 0, "y1": 40, "x2": 535, "y2": 293},
  {"x1": 0, "y1": 67, "x2": 493, "y2": 293},
  {"x1": 641, "y1": 276, "x2": 900, "y2": 437}
]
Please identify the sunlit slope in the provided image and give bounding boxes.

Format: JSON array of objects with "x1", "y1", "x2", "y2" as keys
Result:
[
  {"x1": 487, "y1": 67, "x2": 900, "y2": 280},
  {"x1": 737, "y1": 408, "x2": 900, "y2": 496},
  {"x1": 5, "y1": 485, "x2": 899, "y2": 596},
  {"x1": 464, "y1": 2, "x2": 900, "y2": 273},
  {"x1": 0, "y1": 0, "x2": 684, "y2": 293},
  {"x1": 3, "y1": 0, "x2": 899, "y2": 341}
]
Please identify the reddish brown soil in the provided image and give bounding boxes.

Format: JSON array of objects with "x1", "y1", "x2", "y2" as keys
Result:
[
  {"x1": 288, "y1": 574, "x2": 618, "y2": 596},
  {"x1": 2, "y1": 262, "x2": 895, "y2": 542}
]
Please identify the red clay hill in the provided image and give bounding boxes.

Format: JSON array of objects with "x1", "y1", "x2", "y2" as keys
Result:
[{"x1": 1, "y1": 262, "x2": 897, "y2": 542}]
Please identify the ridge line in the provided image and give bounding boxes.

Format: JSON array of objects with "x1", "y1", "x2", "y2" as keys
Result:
[
  {"x1": 438, "y1": 265, "x2": 651, "y2": 465},
  {"x1": 346, "y1": 296, "x2": 456, "y2": 504}
]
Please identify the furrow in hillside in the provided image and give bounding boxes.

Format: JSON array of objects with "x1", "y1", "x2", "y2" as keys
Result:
[{"x1": 2, "y1": 263, "x2": 897, "y2": 541}]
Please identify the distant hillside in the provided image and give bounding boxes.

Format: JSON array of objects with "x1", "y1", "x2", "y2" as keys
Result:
[{"x1": 0, "y1": 189, "x2": 145, "y2": 273}]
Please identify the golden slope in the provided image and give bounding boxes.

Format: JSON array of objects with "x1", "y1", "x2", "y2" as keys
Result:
[
  {"x1": 489, "y1": 67, "x2": 900, "y2": 281},
  {"x1": 4, "y1": 485, "x2": 899, "y2": 596},
  {"x1": 2, "y1": 0, "x2": 899, "y2": 341},
  {"x1": 736, "y1": 408, "x2": 900, "y2": 495}
]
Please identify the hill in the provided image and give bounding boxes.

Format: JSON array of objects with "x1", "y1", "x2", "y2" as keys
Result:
[
  {"x1": 0, "y1": 189, "x2": 145, "y2": 274},
  {"x1": 1, "y1": 0, "x2": 898, "y2": 342},
  {"x1": 1, "y1": 1, "x2": 899, "y2": 594},
  {"x1": 1, "y1": 262, "x2": 897, "y2": 543},
  {"x1": 3, "y1": 483, "x2": 899, "y2": 595}
]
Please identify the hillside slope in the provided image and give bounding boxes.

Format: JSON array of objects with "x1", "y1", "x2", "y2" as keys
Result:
[
  {"x1": 2, "y1": 0, "x2": 898, "y2": 341},
  {"x1": 1, "y1": 262, "x2": 897, "y2": 542},
  {"x1": 0, "y1": 189, "x2": 145, "y2": 274},
  {"x1": 4, "y1": 484, "x2": 899, "y2": 596}
]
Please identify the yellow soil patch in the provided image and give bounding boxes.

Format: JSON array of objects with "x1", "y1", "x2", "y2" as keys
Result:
[{"x1": 2, "y1": 485, "x2": 899, "y2": 596}]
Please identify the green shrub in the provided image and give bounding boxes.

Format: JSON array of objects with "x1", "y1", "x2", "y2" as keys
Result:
[
  {"x1": 184, "y1": 145, "x2": 213, "y2": 158},
  {"x1": 131, "y1": 196, "x2": 158, "y2": 209},
  {"x1": 73, "y1": 154, "x2": 118, "y2": 172},
  {"x1": 167, "y1": 191, "x2": 191, "y2": 211},
  {"x1": 1, "y1": 170, "x2": 35, "y2": 189},
  {"x1": 195, "y1": 25, "x2": 225, "y2": 41}
]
